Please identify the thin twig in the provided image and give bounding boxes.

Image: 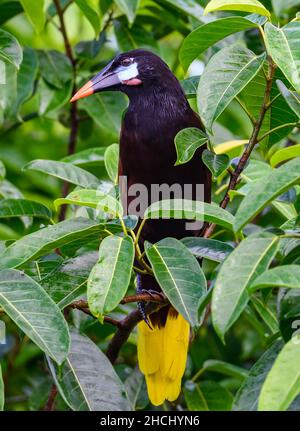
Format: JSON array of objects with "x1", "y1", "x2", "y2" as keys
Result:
[
  {"x1": 204, "y1": 56, "x2": 277, "y2": 239},
  {"x1": 44, "y1": 384, "x2": 58, "y2": 411}
]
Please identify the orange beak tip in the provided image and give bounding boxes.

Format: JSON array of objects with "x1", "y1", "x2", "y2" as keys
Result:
[{"x1": 70, "y1": 80, "x2": 94, "y2": 103}]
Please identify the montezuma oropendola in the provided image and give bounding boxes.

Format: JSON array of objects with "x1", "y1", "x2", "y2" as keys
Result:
[{"x1": 71, "y1": 50, "x2": 211, "y2": 406}]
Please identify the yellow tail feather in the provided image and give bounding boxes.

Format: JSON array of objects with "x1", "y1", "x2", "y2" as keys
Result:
[{"x1": 137, "y1": 310, "x2": 189, "y2": 406}]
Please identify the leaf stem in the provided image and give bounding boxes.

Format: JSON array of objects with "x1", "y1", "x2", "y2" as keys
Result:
[{"x1": 257, "y1": 123, "x2": 299, "y2": 142}]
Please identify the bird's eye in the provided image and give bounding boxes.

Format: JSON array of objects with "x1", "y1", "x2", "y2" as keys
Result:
[{"x1": 120, "y1": 58, "x2": 132, "y2": 67}]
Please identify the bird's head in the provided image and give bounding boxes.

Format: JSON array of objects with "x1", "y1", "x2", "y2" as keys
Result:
[{"x1": 70, "y1": 49, "x2": 180, "y2": 102}]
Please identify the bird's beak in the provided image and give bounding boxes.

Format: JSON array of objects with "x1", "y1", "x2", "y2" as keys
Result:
[{"x1": 70, "y1": 60, "x2": 120, "y2": 102}]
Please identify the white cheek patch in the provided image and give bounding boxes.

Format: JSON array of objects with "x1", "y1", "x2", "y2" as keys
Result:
[{"x1": 117, "y1": 62, "x2": 139, "y2": 82}]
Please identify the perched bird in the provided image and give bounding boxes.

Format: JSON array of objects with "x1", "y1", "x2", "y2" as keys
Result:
[{"x1": 71, "y1": 50, "x2": 211, "y2": 406}]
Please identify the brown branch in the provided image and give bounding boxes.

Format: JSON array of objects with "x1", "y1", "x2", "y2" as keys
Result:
[
  {"x1": 44, "y1": 384, "x2": 58, "y2": 411},
  {"x1": 203, "y1": 57, "x2": 276, "y2": 239},
  {"x1": 106, "y1": 302, "x2": 168, "y2": 364},
  {"x1": 54, "y1": 0, "x2": 79, "y2": 221}
]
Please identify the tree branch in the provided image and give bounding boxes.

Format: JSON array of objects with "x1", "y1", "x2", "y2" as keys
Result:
[
  {"x1": 44, "y1": 384, "x2": 58, "y2": 411},
  {"x1": 204, "y1": 57, "x2": 277, "y2": 239},
  {"x1": 54, "y1": 0, "x2": 79, "y2": 221}
]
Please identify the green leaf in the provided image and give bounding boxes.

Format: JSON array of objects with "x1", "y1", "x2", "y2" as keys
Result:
[
  {"x1": 272, "y1": 0, "x2": 300, "y2": 16},
  {"x1": 104, "y1": 144, "x2": 119, "y2": 183},
  {"x1": 174, "y1": 128, "x2": 208, "y2": 166},
  {"x1": 234, "y1": 158, "x2": 300, "y2": 232},
  {"x1": 40, "y1": 252, "x2": 98, "y2": 308},
  {"x1": 204, "y1": 0, "x2": 271, "y2": 17},
  {"x1": 61, "y1": 147, "x2": 105, "y2": 167},
  {"x1": 23, "y1": 159, "x2": 99, "y2": 188},
  {"x1": 38, "y1": 50, "x2": 73, "y2": 90},
  {"x1": 145, "y1": 237, "x2": 207, "y2": 326},
  {"x1": 0, "y1": 218, "x2": 105, "y2": 270},
  {"x1": 212, "y1": 233, "x2": 279, "y2": 340},
  {"x1": 20, "y1": 0, "x2": 45, "y2": 32},
  {"x1": 197, "y1": 46, "x2": 266, "y2": 132},
  {"x1": 265, "y1": 22, "x2": 300, "y2": 92},
  {"x1": 114, "y1": 18, "x2": 159, "y2": 53},
  {"x1": 250, "y1": 265, "x2": 300, "y2": 291},
  {"x1": 0, "y1": 199, "x2": 52, "y2": 221},
  {"x1": 250, "y1": 296, "x2": 278, "y2": 334},
  {"x1": 0, "y1": 29, "x2": 22, "y2": 68},
  {"x1": 54, "y1": 189, "x2": 123, "y2": 218},
  {"x1": 114, "y1": 0, "x2": 139, "y2": 24},
  {"x1": 270, "y1": 144, "x2": 300, "y2": 167},
  {"x1": 258, "y1": 339, "x2": 300, "y2": 411},
  {"x1": 184, "y1": 380, "x2": 233, "y2": 411},
  {"x1": 160, "y1": 0, "x2": 204, "y2": 20},
  {"x1": 16, "y1": 47, "x2": 38, "y2": 109},
  {"x1": 234, "y1": 340, "x2": 284, "y2": 411},
  {"x1": 0, "y1": 160, "x2": 5, "y2": 182},
  {"x1": 181, "y1": 237, "x2": 234, "y2": 262},
  {"x1": 0, "y1": 364, "x2": 3, "y2": 411},
  {"x1": 0, "y1": 269, "x2": 70, "y2": 364},
  {"x1": 180, "y1": 16, "x2": 258, "y2": 71},
  {"x1": 75, "y1": 0, "x2": 101, "y2": 36},
  {"x1": 49, "y1": 331, "x2": 131, "y2": 411},
  {"x1": 180, "y1": 76, "x2": 200, "y2": 98},
  {"x1": 39, "y1": 79, "x2": 73, "y2": 115},
  {"x1": 202, "y1": 150, "x2": 230, "y2": 177},
  {"x1": 144, "y1": 199, "x2": 235, "y2": 231},
  {"x1": 88, "y1": 236, "x2": 134, "y2": 321},
  {"x1": 279, "y1": 289, "x2": 300, "y2": 342},
  {"x1": 80, "y1": 93, "x2": 127, "y2": 139},
  {"x1": 0, "y1": 1, "x2": 23, "y2": 26},
  {"x1": 201, "y1": 359, "x2": 248, "y2": 379},
  {"x1": 124, "y1": 367, "x2": 148, "y2": 410},
  {"x1": 276, "y1": 80, "x2": 300, "y2": 118}
]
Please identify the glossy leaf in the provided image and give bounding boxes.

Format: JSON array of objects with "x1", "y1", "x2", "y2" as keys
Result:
[
  {"x1": 270, "y1": 145, "x2": 300, "y2": 167},
  {"x1": 16, "y1": 47, "x2": 38, "y2": 109},
  {"x1": 61, "y1": 147, "x2": 106, "y2": 166},
  {"x1": 0, "y1": 2, "x2": 23, "y2": 26},
  {"x1": 114, "y1": 19, "x2": 159, "y2": 53},
  {"x1": 279, "y1": 289, "x2": 300, "y2": 342},
  {"x1": 0, "y1": 29, "x2": 22, "y2": 68},
  {"x1": 265, "y1": 22, "x2": 300, "y2": 92},
  {"x1": 180, "y1": 16, "x2": 258, "y2": 70},
  {"x1": 0, "y1": 218, "x2": 105, "y2": 270},
  {"x1": 0, "y1": 161, "x2": 5, "y2": 181},
  {"x1": 80, "y1": 93, "x2": 127, "y2": 139},
  {"x1": 114, "y1": 0, "x2": 139, "y2": 24},
  {"x1": 40, "y1": 252, "x2": 98, "y2": 308},
  {"x1": 234, "y1": 158, "x2": 300, "y2": 232},
  {"x1": 124, "y1": 367, "x2": 148, "y2": 410},
  {"x1": 180, "y1": 76, "x2": 199, "y2": 98},
  {"x1": 0, "y1": 269, "x2": 70, "y2": 364},
  {"x1": 145, "y1": 237, "x2": 207, "y2": 326},
  {"x1": 54, "y1": 189, "x2": 123, "y2": 218},
  {"x1": 181, "y1": 237, "x2": 234, "y2": 262},
  {"x1": 202, "y1": 359, "x2": 248, "y2": 379},
  {"x1": 204, "y1": 0, "x2": 271, "y2": 17},
  {"x1": 272, "y1": 0, "x2": 300, "y2": 16},
  {"x1": 144, "y1": 199, "x2": 235, "y2": 231},
  {"x1": 174, "y1": 128, "x2": 208, "y2": 165},
  {"x1": 20, "y1": 0, "x2": 45, "y2": 32},
  {"x1": 214, "y1": 140, "x2": 248, "y2": 154},
  {"x1": 24, "y1": 159, "x2": 99, "y2": 188},
  {"x1": 160, "y1": 0, "x2": 204, "y2": 19},
  {"x1": 88, "y1": 236, "x2": 134, "y2": 321},
  {"x1": 75, "y1": 0, "x2": 101, "y2": 36},
  {"x1": 50, "y1": 331, "x2": 131, "y2": 411},
  {"x1": 250, "y1": 265, "x2": 300, "y2": 291},
  {"x1": 0, "y1": 199, "x2": 51, "y2": 221},
  {"x1": 202, "y1": 149, "x2": 230, "y2": 177},
  {"x1": 197, "y1": 46, "x2": 265, "y2": 132},
  {"x1": 212, "y1": 233, "x2": 279, "y2": 340},
  {"x1": 104, "y1": 143, "x2": 119, "y2": 183},
  {"x1": 250, "y1": 296, "x2": 278, "y2": 333},
  {"x1": 184, "y1": 380, "x2": 233, "y2": 411},
  {"x1": 38, "y1": 50, "x2": 73, "y2": 90},
  {"x1": 39, "y1": 79, "x2": 73, "y2": 115},
  {"x1": 276, "y1": 80, "x2": 300, "y2": 118},
  {"x1": 234, "y1": 340, "x2": 284, "y2": 411},
  {"x1": 258, "y1": 339, "x2": 300, "y2": 411}
]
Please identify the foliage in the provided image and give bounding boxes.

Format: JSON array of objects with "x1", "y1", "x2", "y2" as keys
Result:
[{"x1": 0, "y1": 0, "x2": 300, "y2": 412}]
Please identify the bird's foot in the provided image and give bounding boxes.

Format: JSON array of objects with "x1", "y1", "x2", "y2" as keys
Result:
[{"x1": 138, "y1": 289, "x2": 165, "y2": 300}]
